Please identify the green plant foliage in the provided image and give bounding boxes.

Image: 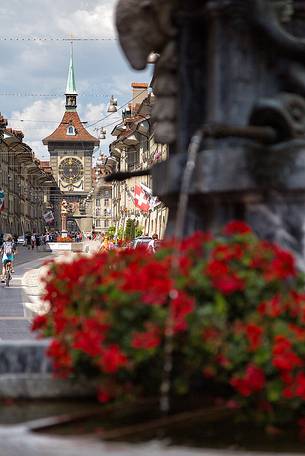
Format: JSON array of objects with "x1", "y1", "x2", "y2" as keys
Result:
[
  {"x1": 135, "y1": 226, "x2": 144, "y2": 237},
  {"x1": 106, "y1": 226, "x2": 116, "y2": 239},
  {"x1": 124, "y1": 218, "x2": 135, "y2": 240}
]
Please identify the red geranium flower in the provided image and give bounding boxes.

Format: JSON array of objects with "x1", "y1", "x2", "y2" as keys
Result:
[
  {"x1": 99, "y1": 345, "x2": 128, "y2": 374},
  {"x1": 206, "y1": 259, "x2": 229, "y2": 278},
  {"x1": 245, "y1": 323, "x2": 263, "y2": 351},
  {"x1": 202, "y1": 327, "x2": 221, "y2": 343},
  {"x1": 295, "y1": 372, "x2": 305, "y2": 400},
  {"x1": 73, "y1": 319, "x2": 108, "y2": 357},
  {"x1": 258, "y1": 295, "x2": 282, "y2": 318},
  {"x1": 289, "y1": 324, "x2": 305, "y2": 342},
  {"x1": 230, "y1": 364, "x2": 265, "y2": 397},
  {"x1": 212, "y1": 244, "x2": 243, "y2": 262},
  {"x1": 212, "y1": 273, "x2": 245, "y2": 295},
  {"x1": 223, "y1": 221, "x2": 252, "y2": 235},
  {"x1": 180, "y1": 231, "x2": 212, "y2": 251},
  {"x1": 121, "y1": 260, "x2": 172, "y2": 306},
  {"x1": 264, "y1": 249, "x2": 296, "y2": 281},
  {"x1": 31, "y1": 315, "x2": 47, "y2": 331},
  {"x1": 47, "y1": 340, "x2": 72, "y2": 376},
  {"x1": 216, "y1": 354, "x2": 231, "y2": 368},
  {"x1": 131, "y1": 325, "x2": 161, "y2": 350},
  {"x1": 272, "y1": 335, "x2": 303, "y2": 371},
  {"x1": 97, "y1": 389, "x2": 111, "y2": 403},
  {"x1": 171, "y1": 291, "x2": 195, "y2": 332}
]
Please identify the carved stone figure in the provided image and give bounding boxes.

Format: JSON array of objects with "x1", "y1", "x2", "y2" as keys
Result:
[
  {"x1": 60, "y1": 199, "x2": 69, "y2": 215},
  {"x1": 116, "y1": 0, "x2": 178, "y2": 144},
  {"x1": 115, "y1": 0, "x2": 175, "y2": 70}
]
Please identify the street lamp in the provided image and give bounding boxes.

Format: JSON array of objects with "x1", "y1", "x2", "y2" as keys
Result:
[
  {"x1": 100, "y1": 127, "x2": 106, "y2": 140},
  {"x1": 107, "y1": 95, "x2": 118, "y2": 113}
]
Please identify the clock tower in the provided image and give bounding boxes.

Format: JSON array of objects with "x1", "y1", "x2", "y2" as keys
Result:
[{"x1": 42, "y1": 49, "x2": 99, "y2": 233}]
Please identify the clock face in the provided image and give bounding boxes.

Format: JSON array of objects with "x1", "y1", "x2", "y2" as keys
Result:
[{"x1": 59, "y1": 158, "x2": 83, "y2": 183}]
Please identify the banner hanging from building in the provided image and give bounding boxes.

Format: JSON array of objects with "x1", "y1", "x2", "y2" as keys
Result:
[
  {"x1": 0, "y1": 189, "x2": 4, "y2": 212},
  {"x1": 43, "y1": 210, "x2": 55, "y2": 225},
  {"x1": 134, "y1": 184, "x2": 150, "y2": 212},
  {"x1": 133, "y1": 184, "x2": 161, "y2": 213}
]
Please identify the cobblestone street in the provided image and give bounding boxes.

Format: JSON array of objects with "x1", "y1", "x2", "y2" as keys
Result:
[{"x1": 0, "y1": 247, "x2": 52, "y2": 340}]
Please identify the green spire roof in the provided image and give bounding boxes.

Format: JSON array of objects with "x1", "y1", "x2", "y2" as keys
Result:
[{"x1": 65, "y1": 46, "x2": 77, "y2": 95}]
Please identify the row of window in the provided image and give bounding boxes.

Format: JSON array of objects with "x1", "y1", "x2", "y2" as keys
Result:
[
  {"x1": 95, "y1": 219, "x2": 109, "y2": 228},
  {"x1": 96, "y1": 198, "x2": 110, "y2": 207},
  {"x1": 96, "y1": 208, "x2": 112, "y2": 217}
]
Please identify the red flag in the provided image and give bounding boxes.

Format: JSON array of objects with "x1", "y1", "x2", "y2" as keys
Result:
[{"x1": 134, "y1": 184, "x2": 150, "y2": 212}]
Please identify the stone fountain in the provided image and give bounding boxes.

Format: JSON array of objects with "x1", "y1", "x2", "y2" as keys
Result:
[
  {"x1": 116, "y1": 0, "x2": 305, "y2": 266},
  {"x1": 3, "y1": 1, "x2": 305, "y2": 454}
]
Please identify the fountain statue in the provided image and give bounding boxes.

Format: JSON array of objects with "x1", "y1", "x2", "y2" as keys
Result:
[{"x1": 116, "y1": 0, "x2": 305, "y2": 265}]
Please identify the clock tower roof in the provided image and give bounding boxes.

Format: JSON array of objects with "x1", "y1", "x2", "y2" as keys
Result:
[
  {"x1": 42, "y1": 47, "x2": 99, "y2": 146},
  {"x1": 42, "y1": 110, "x2": 99, "y2": 145}
]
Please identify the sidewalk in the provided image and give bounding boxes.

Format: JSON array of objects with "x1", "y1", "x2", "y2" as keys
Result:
[
  {"x1": 0, "y1": 241, "x2": 101, "y2": 340},
  {"x1": 14, "y1": 246, "x2": 51, "y2": 266},
  {"x1": 22, "y1": 252, "x2": 76, "y2": 317},
  {"x1": 0, "y1": 251, "x2": 53, "y2": 340}
]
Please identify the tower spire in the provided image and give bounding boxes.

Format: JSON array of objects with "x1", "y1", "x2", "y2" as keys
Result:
[{"x1": 65, "y1": 42, "x2": 77, "y2": 111}]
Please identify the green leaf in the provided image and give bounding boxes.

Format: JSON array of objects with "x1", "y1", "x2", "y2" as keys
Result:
[
  {"x1": 214, "y1": 293, "x2": 228, "y2": 316},
  {"x1": 266, "y1": 380, "x2": 282, "y2": 402}
]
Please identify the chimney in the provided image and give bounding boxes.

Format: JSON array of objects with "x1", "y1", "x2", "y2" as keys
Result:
[{"x1": 131, "y1": 82, "x2": 148, "y2": 113}]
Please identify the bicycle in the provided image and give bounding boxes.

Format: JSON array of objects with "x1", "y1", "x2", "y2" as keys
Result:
[{"x1": 4, "y1": 261, "x2": 12, "y2": 287}]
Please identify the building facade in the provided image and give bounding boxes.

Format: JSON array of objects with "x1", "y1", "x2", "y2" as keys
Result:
[
  {"x1": 91, "y1": 155, "x2": 113, "y2": 234},
  {"x1": 0, "y1": 113, "x2": 60, "y2": 235},
  {"x1": 109, "y1": 83, "x2": 168, "y2": 239},
  {"x1": 42, "y1": 51, "x2": 99, "y2": 233}
]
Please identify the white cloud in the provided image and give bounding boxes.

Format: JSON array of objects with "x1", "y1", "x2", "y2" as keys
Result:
[
  {"x1": 9, "y1": 97, "x2": 123, "y2": 159},
  {"x1": 82, "y1": 101, "x2": 107, "y2": 122},
  {"x1": 56, "y1": 2, "x2": 115, "y2": 38},
  {"x1": 10, "y1": 98, "x2": 65, "y2": 158},
  {"x1": 0, "y1": 0, "x2": 150, "y2": 161}
]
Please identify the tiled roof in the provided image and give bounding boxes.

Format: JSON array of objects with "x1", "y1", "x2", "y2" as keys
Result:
[
  {"x1": 131, "y1": 82, "x2": 148, "y2": 89},
  {"x1": 0, "y1": 113, "x2": 24, "y2": 140},
  {"x1": 0, "y1": 113, "x2": 8, "y2": 129},
  {"x1": 6, "y1": 127, "x2": 24, "y2": 140},
  {"x1": 42, "y1": 111, "x2": 99, "y2": 145}
]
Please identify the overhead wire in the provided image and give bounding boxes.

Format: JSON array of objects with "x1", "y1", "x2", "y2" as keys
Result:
[
  {"x1": 87, "y1": 88, "x2": 148, "y2": 128},
  {"x1": 0, "y1": 37, "x2": 116, "y2": 41},
  {"x1": 0, "y1": 93, "x2": 110, "y2": 98},
  {"x1": 4, "y1": 88, "x2": 148, "y2": 130}
]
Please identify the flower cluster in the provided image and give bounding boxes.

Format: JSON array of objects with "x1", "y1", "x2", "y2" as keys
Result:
[
  {"x1": 32, "y1": 220, "x2": 305, "y2": 429},
  {"x1": 56, "y1": 236, "x2": 73, "y2": 243}
]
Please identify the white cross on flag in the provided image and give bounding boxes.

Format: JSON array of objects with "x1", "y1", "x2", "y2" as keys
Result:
[{"x1": 134, "y1": 184, "x2": 150, "y2": 212}]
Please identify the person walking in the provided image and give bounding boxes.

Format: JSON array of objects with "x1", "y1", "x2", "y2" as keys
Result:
[
  {"x1": 25, "y1": 232, "x2": 31, "y2": 250},
  {"x1": 31, "y1": 233, "x2": 36, "y2": 250},
  {"x1": 148, "y1": 234, "x2": 159, "y2": 254}
]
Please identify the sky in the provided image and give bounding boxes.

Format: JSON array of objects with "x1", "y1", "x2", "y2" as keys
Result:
[{"x1": 0, "y1": 0, "x2": 150, "y2": 160}]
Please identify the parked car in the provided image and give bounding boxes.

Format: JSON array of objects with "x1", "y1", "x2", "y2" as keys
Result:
[
  {"x1": 132, "y1": 236, "x2": 152, "y2": 249},
  {"x1": 17, "y1": 235, "x2": 26, "y2": 246}
]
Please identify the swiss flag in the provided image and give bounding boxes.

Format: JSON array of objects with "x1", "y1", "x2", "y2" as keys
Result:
[{"x1": 134, "y1": 184, "x2": 150, "y2": 212}]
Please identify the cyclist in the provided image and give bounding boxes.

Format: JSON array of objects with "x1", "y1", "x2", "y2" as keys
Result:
[{"x1": 1, "y1": 234, "x2": 16, "y2": 282}]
